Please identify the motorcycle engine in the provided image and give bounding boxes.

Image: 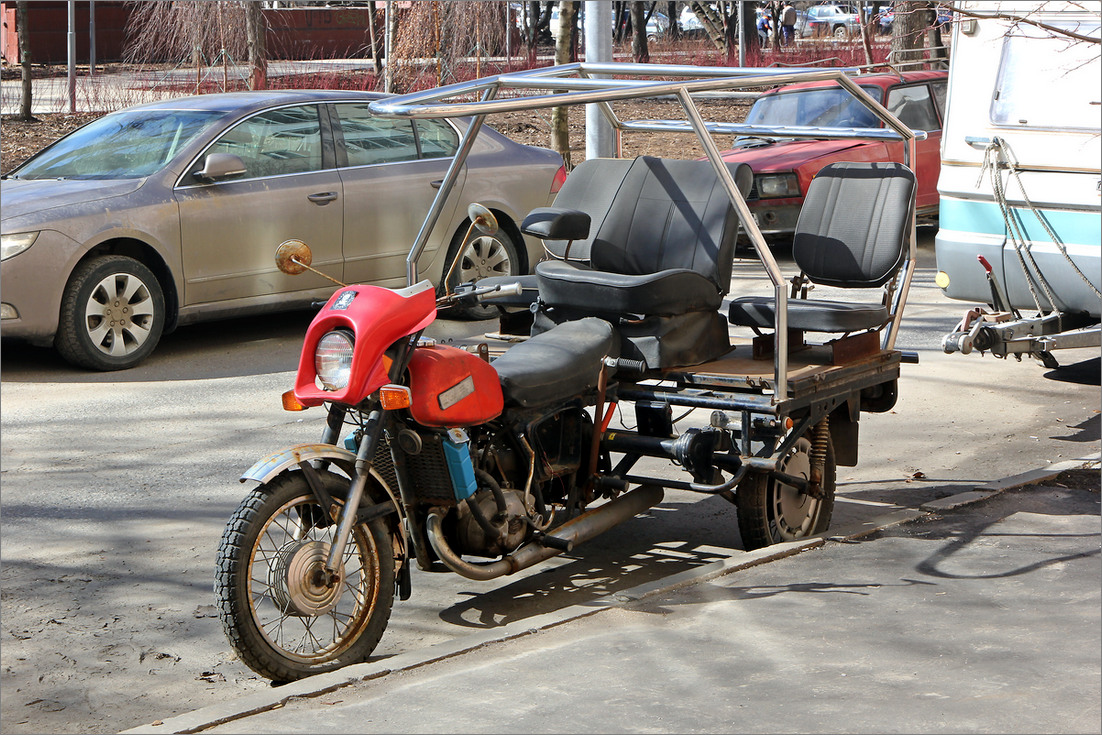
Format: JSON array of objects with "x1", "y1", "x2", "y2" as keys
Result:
[{"x1": 453, "y1": 485, "x2": 536, "y2": 558}]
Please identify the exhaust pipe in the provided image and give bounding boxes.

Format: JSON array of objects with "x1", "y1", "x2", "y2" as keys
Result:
[{"x1": 426, "y1": 484, "x2": 664, "y2": 581}]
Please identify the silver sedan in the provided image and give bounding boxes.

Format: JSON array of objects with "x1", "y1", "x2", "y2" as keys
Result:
[{"x1": 0, "y1": 90, "x2": 565, "y2": 370}]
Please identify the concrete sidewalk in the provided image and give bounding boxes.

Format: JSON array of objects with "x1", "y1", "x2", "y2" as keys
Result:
[{"x1": 123, "y1": 456, "x2": 1100, "y2": 735}]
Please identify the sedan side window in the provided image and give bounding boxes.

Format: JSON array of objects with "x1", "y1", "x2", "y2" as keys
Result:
[
  {"x1": 198, "y1": 104, "x2": 323, "y2": 180},
  {"x1": 886, "y1": 85, "x2": 940, "y2": 132},
  {"x1": 415, "y1": 119, "x2": 459, "y2": 159},
  {"x1": 332, "y1": 103, "x2": 419, "y2": 166}
]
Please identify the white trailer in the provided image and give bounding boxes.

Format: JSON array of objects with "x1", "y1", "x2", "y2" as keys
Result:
[{"x1": 935, "y1": 0, "x2": 1101, "y2": 367}]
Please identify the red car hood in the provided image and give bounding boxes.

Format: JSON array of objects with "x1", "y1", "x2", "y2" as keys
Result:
[{"x1": 719, "y1": 139, "x2": 879, "y2": 173}]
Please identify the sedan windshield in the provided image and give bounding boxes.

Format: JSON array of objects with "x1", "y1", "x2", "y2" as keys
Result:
[
  {"x1": 10, "y1": 109, "x2": 224, "y2": 180},
  {"x1": 746, "y1": 85, "x2": 884, "y2": 129}
]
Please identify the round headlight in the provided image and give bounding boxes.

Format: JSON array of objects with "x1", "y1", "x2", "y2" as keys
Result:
[{"x1": 315, "y1": 330, "x2": 354, "y2": 391}]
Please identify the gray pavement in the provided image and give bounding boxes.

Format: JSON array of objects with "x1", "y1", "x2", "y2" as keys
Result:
[{"x1": 123, "y1": 457, "x2": 1100, "y2": 735}]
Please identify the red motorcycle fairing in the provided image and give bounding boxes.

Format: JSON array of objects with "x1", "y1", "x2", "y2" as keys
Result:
[
  {"x1": 293, "y1": 281, "x2": 437, "y2": 407},
  {"x1": 406, "y1": 345, "x2": 504, "y2": 427}
]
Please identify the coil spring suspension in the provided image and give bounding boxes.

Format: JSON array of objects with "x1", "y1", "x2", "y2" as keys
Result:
[{"x1": 807, "y1": 416, "x2": 830, "y2": 498}]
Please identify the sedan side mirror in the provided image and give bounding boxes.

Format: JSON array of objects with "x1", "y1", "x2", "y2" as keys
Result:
[{"x1": 195, "y1": 153, "x2": 247, "y2": 182}]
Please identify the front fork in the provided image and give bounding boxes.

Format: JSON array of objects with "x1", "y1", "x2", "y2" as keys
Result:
[{"x1": 323, "y1": 407, "x2": 385, "y2": 583}]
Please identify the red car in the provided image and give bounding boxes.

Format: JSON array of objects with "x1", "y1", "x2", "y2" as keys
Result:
[{"x1": 720, "y1": 70, "x2": 947, "y2": 241}]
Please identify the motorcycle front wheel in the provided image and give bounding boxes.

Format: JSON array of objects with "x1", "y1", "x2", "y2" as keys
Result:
[{"x1": 215, "y1": 471, "x2": 395, "y2": 681}]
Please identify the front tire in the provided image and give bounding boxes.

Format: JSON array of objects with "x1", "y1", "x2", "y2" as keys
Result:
[
  {"x1": 441, "y1": 220, "x2": 520, "y2": 320},
  {"x1": 216, "y1": 472, "x2": 395, "y2": 681},
  {"x1": 55, "y1": 255, "x2": 165, "y2": 371},
  {"x1": 735, "y1": 434, "x2": 836, "y2": 551}
]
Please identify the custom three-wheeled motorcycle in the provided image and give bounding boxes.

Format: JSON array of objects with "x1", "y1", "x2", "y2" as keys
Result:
[{"x1": 216, "y1": 63, "x2": 922, "y2": 681}]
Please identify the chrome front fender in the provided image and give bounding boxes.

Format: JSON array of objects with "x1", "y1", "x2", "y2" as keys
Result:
[
  {"x1": 240, "y1": 443, "x2": 402, "y2": 519},
  {"x1": 240, "y1": 443, "x2": 357, "y2": 483}
]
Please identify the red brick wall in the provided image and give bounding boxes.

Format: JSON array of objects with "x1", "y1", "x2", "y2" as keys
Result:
[
  {"x1": 0, "y1": 1, "x2": 130, "y2": 65},
  {"x1": 0, "y1": 2, "x2": 387, "y2": 65}
]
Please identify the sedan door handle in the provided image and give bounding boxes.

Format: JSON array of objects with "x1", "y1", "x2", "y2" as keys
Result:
[
  {"x1": 430, "y1": 180, "x2": 443, "y2": 189},
  {"x1": 307, "y1": 191, "x2": 339, "y2": 205}
]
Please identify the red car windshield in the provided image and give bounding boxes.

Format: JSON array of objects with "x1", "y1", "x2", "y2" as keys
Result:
[{"x1": 745, "y1": 85, "x2": 884, "y2": 129}]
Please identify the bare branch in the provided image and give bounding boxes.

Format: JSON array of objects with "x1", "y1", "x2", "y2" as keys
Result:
[{"x1": 945, "y1": 2, "x2": 1101, "y2": 44}]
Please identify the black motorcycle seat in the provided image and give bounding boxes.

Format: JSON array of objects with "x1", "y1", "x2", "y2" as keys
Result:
[{"x1": 492, "y1": 317, "x2": 617, "y2": 408}]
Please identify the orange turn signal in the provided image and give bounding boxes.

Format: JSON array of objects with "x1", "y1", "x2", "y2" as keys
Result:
[
  {"x1": 282, "y1": 389, "x2": 308, "y2": 412},
  {"x1": 378, "y1": 384, "x2": 412, "y2": 411}
]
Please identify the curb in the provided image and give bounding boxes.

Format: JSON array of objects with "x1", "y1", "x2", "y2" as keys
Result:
[
  {"x1": 920, "y1": 453, "x2": 1100, "y2": 512},
  {"x1": 121, "y1": 453, "x2": 1100, "y2": 735}
]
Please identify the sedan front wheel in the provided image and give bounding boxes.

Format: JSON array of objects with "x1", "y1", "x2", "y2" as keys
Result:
[
  {"x1": 441, "y1": 222, "x2": 520, "y2": 320},
  {"x1": 55, "y1": 255, "x2": 166, "y2": 371}
]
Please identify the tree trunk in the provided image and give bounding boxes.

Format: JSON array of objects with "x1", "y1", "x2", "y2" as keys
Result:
[
  {"x1": 856, "y1": 2, "x2": 874, "y2": 66},
  {"x1": 367, "y1": 1, "x2": 381, "y2": 75},
  {"x1": 666, "y1": 0, "x2": 680, "y2": 39},
  {"x1": 245, "y1": 0, "x2": 267, "y2": 90},
  {"x1": 926, "y1": 5, "x2": 948, "y2": 68},
  {"x1": 631, "y1": 2, "x2": 649, "y2": 62},
  {"x1": 737, "y1": 2, "x2": 757, "y2": 58},
  {"x1": 16, "y1": 1, "x2": 33, "y2": 121},
  {"x1": 891, "y1": 0, "x2": 927, "y2": 68},
  {"x1": 551, "y1": 0, "x2": 575, "y2": 169}
]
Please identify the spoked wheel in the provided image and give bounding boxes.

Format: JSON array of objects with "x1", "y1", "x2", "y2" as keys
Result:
[
  {"x1": 215, "y1": 472, "x2": 395, "y2": 681},
  {"x1": 735, "y1": 433, "x2": 836, "y2": 551}
]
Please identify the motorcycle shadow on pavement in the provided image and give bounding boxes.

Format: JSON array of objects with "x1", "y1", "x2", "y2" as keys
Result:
[{"x1": 430, "y1": 495, "x2": 741, "y2": 632}]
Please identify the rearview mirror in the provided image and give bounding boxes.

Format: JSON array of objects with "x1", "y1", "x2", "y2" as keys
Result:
[
  {"x1": 196, "y1": 153, "x2": 247, "y2": 182},
  {"x1": 467, "y1": 203, "x2": 498, "y2": 237}
]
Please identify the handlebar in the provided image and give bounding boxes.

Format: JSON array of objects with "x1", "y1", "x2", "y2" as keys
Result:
[{"x1": 438, "y1": 281, "x2": 524, "y2": 307}]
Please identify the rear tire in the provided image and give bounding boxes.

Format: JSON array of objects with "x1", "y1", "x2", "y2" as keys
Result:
[
  {"x1": 215, "y1": 472, "x2": 395, "y2": 681},
  {"x1": 55, "y1": 255, "x2": 165, "y2": 371},
  {"x1": 735, "y1": 434, "x2": 836, "y2": 551}
]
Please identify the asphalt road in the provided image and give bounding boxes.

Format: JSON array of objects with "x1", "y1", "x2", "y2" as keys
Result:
[{"x1": 1, "y1": 233, "x2": 1098, "y2": 734}]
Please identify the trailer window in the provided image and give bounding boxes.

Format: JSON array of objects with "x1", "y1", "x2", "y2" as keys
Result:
[{"x1": 991, "y1": 19, "x2": 1101, "y2": 131}]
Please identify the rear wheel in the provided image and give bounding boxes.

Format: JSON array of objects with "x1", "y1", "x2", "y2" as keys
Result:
[
  {"x1": 832, "y1": 24, "x2": 848, "y2": 38},
  {"x1": 55, "y1": 255, "x2": 165, "y2": 371},
  {"x1": 215, "y1": 472, "x2": 395, "y2": 681},
  {"x1": 441, "y1": 220, "x2": 520, "y2": 320},
  {"x1": 735, "y1": 434, "x2": 836, "y2": 551}
]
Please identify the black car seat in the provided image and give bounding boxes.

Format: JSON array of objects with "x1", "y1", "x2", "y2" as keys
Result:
[
  {"x1": 727, "y1": 161, "x2": 916, "y2": 362},
  {"x1": 531, "y1": 155, "x2": 752, "y2": 369}
]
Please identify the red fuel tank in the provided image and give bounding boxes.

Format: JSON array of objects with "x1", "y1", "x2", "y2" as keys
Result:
[{"x1": 406, "y1": 345, "x2": 504, "y2": 427}]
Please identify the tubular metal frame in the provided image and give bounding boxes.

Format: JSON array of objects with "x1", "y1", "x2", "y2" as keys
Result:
[{"x1": 368, "y1": 62, "x2": 921, "y2": 400}]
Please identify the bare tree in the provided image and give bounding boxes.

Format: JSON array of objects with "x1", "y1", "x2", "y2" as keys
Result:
[
  {"x1": 946, "y1": 1, "x2": 1101, "y2": 44},
  {"x1": 16, "y1": 1, "x2": 33, "y2": 121},
  {"x1": 551, "y1": 0, "x2": 576, "y2": 168},
  {"x1": 390, "y1": 2, "x2": 511, "y2": 91},
  {"x1": 890, "y1": 0, "x2": 928, "y2": 66},
  {"x1": 366, "y1": 1, "x2": 381, "y2": 76},
  {"x1": 631, "y1": 2, "x2": 650, "y2": 62},
  {"x1": 124, "y1": 1, "x2": 250, "y2": 92},
  {"x1": 244, "y1": 1, "x2": 267, "y2": 90}
]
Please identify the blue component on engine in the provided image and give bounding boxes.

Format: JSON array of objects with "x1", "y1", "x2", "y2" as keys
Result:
[{"x1": 442, "y1": 428, "x2": 478, "y2": 501}]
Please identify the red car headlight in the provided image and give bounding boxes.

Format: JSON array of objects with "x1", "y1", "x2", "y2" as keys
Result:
[{"x1": 755, "y1": 173, "x2": 800, "y2": 198}]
